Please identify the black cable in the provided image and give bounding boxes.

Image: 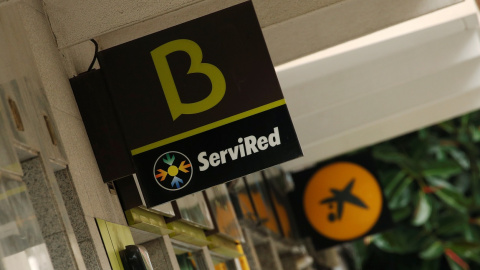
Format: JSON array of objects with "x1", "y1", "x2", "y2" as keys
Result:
[{"x1": 87, "y1": 39, "x2": 99, "y2": 71}]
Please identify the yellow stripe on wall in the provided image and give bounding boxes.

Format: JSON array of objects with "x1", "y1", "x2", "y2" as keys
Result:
[
  {"x1": 131, "y1": 99, "x2": 286, "y2": 155},
  {"x1": 0, "y1": 186, "x2": 27, "y2": 201}
]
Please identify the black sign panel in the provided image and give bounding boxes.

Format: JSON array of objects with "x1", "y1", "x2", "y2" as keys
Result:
[
  {"x1": 98, "y1": 2, "x2": 302, "y2": 206},
  {"x1": 289, "y1": 155, "x2": 392, "y2": 249}
]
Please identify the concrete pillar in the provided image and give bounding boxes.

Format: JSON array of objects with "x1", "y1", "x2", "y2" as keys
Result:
[
  {"x1": 14, "y1": 0, "x2": 128, "y2": 269},
  {"x1": 254, "y1": 238, "x2": 283, "y2": 270},
  {"x1": 241, "y1": 229, "x2": 262, "y2": 270},
  {"x1": 280, "y1": 254, "x2": 297, "y2": 270},
  {"x1": 142, "y1": 236, "x2": 180, "y2": 270},
  {"x1": 21, "y1": 158, "x2": 84, "y2": 270},
  {"x1": 192, "y1": 246, "x2": 216, "y2": 270},
  {"x1": 55, "y1": 169, "x2": 103, "y2": 270},
  {"x1": 0, "y1": 171, "x2": 55, "y2": 270}
]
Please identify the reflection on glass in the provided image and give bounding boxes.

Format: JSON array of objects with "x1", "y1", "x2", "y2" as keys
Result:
[
  {"x1": 0, "y1": 172, "x2": 53, "y2": 270},
  {"x1": 176, "y1": 252, "x2": 198, "y2": 270},
  {"x1": 205, "y1": 184, "x2": 244, "y2": 242},
  {"x1": 228, "y1": 178, "x2": 256, "y2": 222},
  {"x1": 244, "y1": 172, "x2": 281, "y2": 235},
  {"x1": 149, "y1": 202, "x2": 175, "y2": 217},
  {"x1": 0, "y1": 173, "x2": 19, "y2": 258},
  {"x1": 0, "y1": 7, "x2": 53, "y2": 268},
  {"x1": 175, "y1": 192, "x2": 214, "y2": 230},
  {"x1": 0, "y1": 80, "x2": 37, "y2": 150},
  {"x1": 0, "y1": 101, "x2": 22, "y2": 176},
  {"x1": 263, "y1": 167, "x2": 294, "y2": 238},
  {"x1": 4, "y1": 174, "x2": 44, "y2": 248},
  {"x1": 3, "y1": 251, "x2": 30, "y2": 270},
  {"x1": 26, "y1": 244, "x2": 54, "y2": 270}
]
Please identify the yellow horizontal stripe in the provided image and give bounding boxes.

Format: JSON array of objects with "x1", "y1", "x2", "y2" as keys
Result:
[
  {"x1": 132, "y1": 99, "x2": 286, "y2": 155},
  {"x1": 0, "y1": 185, "x2": 27, "y2": 201}
]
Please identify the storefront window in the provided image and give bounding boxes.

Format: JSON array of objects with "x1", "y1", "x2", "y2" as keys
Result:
[{"x1": 176, "y1": 252, "x2": 199, "y2": 270}]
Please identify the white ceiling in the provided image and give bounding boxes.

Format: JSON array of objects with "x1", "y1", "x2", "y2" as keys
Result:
[
  {"x1": 277, "y1": 1, "x2": 480, "y2": 171},
  {"x1": 45, "y1": 0, "x2": 461, "y2": 64}
]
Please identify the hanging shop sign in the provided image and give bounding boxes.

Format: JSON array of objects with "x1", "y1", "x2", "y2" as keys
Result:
[
  {"x1": 93, "y1": 2, "x2": 302, "y2": 207},
  {"x1": 289, "y1": 156, "x2": 392, "y2": 249}
]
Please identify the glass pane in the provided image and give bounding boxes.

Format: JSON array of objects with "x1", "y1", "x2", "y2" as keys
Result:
[
  {"x1": 175, "y1": 192, "x2": 214, "y2": 230},
  {"x1": 0, "y1": 172, "x2": 53, "y2": 270},
  {"x1": 149, "y1": 202, "x2": 175, "y2": 217},
  {"x1": 3, "y1": 174, "x2": 44, "y2": 248},
  {"x1": 228, "y1": 178, "x2": 256, "y2": 222},
  {"x1": 0, "y1": 79, "x2": 38, "y2": 152},
  {"x1": 176, "y1": 252, "x2": 199, "y2": 270},
  {"x1": 0, "y1": 5, "x2": 66, "y2": 168},
  {"x1": 205, "y1": 184, "x2": 244, "y2": 242},
  {"x1": 263, "y1": 167, "x2": 295, "y2": 238},
  {"x1": 0, "y1": 173, "x2": 20, "y2": 258},
  {"x1": 244, "y1": 172, "x2": 281, "y2": 235},
  {"x1": 0, "y1": 101, "x2": 21, "y2": 176},
  {"x1": 25, "y1": 244, "x2": 54, "y2": 270},
  {"x1": 0, "y1": 5, "x2": 42, "y2": 171}
]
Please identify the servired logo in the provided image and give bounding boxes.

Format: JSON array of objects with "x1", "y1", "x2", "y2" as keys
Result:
[
  {"x1": 151, "y1": 39, "x2": 226, "y2": 121},
  {"x1": 153, "y1": 151, "x2": 193, "y2": 191}
]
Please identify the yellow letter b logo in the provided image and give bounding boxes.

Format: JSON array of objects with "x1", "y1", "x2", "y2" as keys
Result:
[{"x1": 151, "y1": 39, "x2": 226, "y2": 121}]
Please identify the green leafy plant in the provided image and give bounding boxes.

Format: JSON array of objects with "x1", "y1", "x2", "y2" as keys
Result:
[{"x1": 353, "y1": 112, "x2": 480, "y2": 269}]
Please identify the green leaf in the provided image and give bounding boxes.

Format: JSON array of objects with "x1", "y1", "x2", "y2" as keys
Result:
[
  {"x1": 425, "y1": 177, "x2": 458, "y2": 191},
  {"x1": 469, "y1": 126, "x2": 480, "y2": 142},
  {"x1": 373, "y1": 144, "x2": 408, "y2": 164},
  {"x1": 446, "y1": 240, "x2": 480, "y2": 259},
  {"x1": 419, "y1": 240, "x2": 443, "y2": 260},
  {"x1": 409, "y1": 137, "x2": 429, "y2": 160},
  {"x1": 457, "y1": 130, "x2": 470, "y2": 146},
  {"x1": 424, "y1": 194, "x2": 442, "y2": 232},
  {"x1": 453, "y1": 173, "x2": 470, "y2": 194},
  {"x1": 422, "y1": 160, "x2": 463, "y2": 178},
  {"x1": 373, "y1": 226, "x2": 432, "y2": 254},
  {"x1": 435, "y1": 189, "x2": 468, "y2": 214},
  {"x1": 464, "y1": 223, "x2": 480, "y2": 244},
  {"x1": 464, "y1": 223, "x2": 476, "y2": 242},
  {"x1": 421, "y1": 259, "x2": 441, "y2": 270},
  {"x1": 435, "y1": 189, "x2": 469, "y2": 214},
  {"x1": 419, "y1": 129, "x2": 429, "y2": 140},
  {"x1": 377, "y1": 169, "x2": 397, "y2": 186},
  {"x1": 384, "y1": 170, "x2": 407, "y2": 198},
  {"x1": 446, "y1": 256, "x2": 466, "y2": 270},
  {"x1": 392, "y1": 207, "x2": 412, "y2": 223},
  {"x1": 448, "y1": 148, "x2": 470, "y2": 170},
  {"x1": 389, "y1": 177, "x2": 413, "y2": 210},
  {"x1": 439, "y1": 121, "x2": 456, "y2": 134},
  {"x1": 412, "y1": 192, "x2": 432, "y2": 226},
  {"x1": 425, "y1": 178, "x2": 469, "y2": 213},
  {"x1": 461, "y1": 114, "x2": 470, "y2": 128},
  {"x1": 429, "y1": 145, "x2": 447, "y2": 161},
  {"x1": 351, "y1": 239, "x2": 367, "y2": 270},
  {"x1": 436, "y1": 213, "x2": 468, "y2": 237}
]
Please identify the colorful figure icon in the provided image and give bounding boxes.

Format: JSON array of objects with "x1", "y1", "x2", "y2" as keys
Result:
[{"x1": 153, "y1": 151, "x2": 193, "y2": 191}]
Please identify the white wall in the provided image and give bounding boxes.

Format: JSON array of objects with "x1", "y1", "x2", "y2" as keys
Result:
[{"x1": 0, "y1": 1, "x2": 127, "y2": 269}]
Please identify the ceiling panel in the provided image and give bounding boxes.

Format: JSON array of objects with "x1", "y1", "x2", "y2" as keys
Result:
[{"x1": 278, "y1": 12, "x2": 480, "y2": 171}]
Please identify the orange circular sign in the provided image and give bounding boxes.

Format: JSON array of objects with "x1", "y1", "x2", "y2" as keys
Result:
[{"x1": 303, "y1": 162, "x2": 382, "y2": 241}]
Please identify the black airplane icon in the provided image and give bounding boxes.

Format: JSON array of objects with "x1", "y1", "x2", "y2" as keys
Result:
[{"x1": 320, "y1": 179, "x2": 368, "y2": 221}]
